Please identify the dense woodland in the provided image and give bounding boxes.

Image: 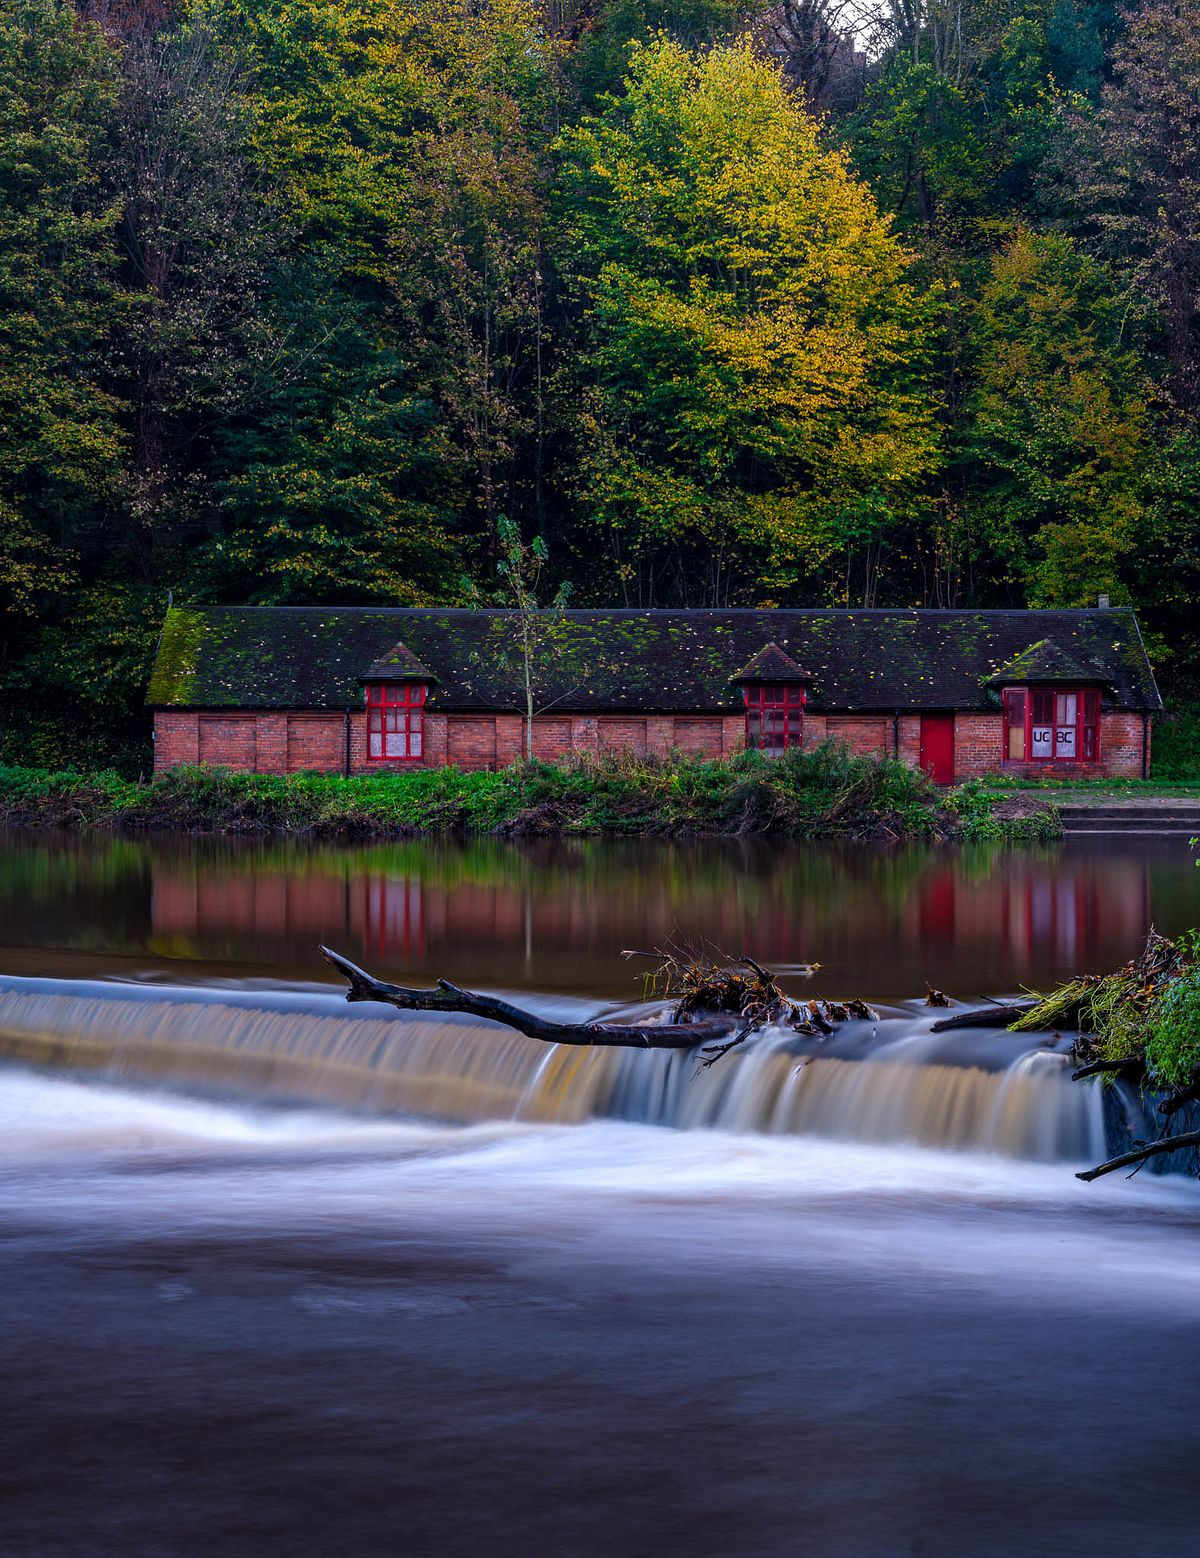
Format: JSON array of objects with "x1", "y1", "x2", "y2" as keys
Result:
[{"x1": 2, "y1": 0, "x2": 1199, "y2": 766}]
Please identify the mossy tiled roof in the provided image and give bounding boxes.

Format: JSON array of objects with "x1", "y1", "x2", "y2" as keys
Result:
[
  {"x1": 363, "y1": 639, "x2": 436, "y2": 683},
  {"x1": 985, "y1": 637, "x2": 1101, "y2": 686},
  {"x1": 732, "y1": 642, "x2": 813, "y2": 683},
  {"x1": 147, "y1": 606, "x2": 1162, "y2": 713}
]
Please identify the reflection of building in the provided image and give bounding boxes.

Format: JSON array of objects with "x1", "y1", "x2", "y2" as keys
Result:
[
  {"x1": 360, "y1": 876, "x2": 424, "y2": 961},
  {"x1": 918, "y1": 857, "x2": 1149, "y2": 975},
  {"x1": 149, "y1": 605, "x2": 1160, "y2": 783},
  {"x1": 147, "y1": 843, "x2": 1161, "y2": 995}
]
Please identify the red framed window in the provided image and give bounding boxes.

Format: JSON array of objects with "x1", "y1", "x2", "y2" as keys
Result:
[
  {"x1": 1003, "y1": 687, "x2": 1100, "y2": 763},
  {"x1": 744, "y1": 684, "x2": 805, "y2": 755},
  {"x1": 366, "y1": 682, "x2": 426, "y2": 761}
]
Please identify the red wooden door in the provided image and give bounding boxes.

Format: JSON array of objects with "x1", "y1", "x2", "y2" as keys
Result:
[{"x1": 919, "y1": 713, "x2": 956, "y2": 785}]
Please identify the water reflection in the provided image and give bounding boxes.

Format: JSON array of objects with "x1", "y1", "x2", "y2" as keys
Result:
[{"x1": 1, "y1": 830, "x2": 1196, "y2": 1000}]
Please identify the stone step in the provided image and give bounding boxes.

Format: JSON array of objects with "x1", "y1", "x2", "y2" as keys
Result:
[
  {"x1": 1062, "y1": 827, "x2": 1200, "y2": 837},
  {"x1": 1058, "y1": 807, "x2": 1200, "y2": 822},
  {"x1": 1061, "y1": 817, "x2": 1200, "y2": 828}
]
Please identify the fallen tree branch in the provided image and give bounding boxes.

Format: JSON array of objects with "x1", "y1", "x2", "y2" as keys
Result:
[
  {"x1": 320, "y1": 946, "x2": 736, "y2": 1050},
  {"x1": 1159, "y1": 1081, "x2": 1200, "y2": 1117},
  {"x1": 1071, "y1": 1056, "x2": 1144, "y2": 1082},
  {"x1": 1076, "y1": 1131, "x2": 1200, "y2": 1182},
  {"x1": 929, "y1": 1002, "x2": 1037, "y2": 1033}
]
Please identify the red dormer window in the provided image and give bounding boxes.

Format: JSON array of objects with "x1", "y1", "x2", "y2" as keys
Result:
[
  {"x1": 366, "y1": 682, "x2": 426, "y2": 761},
  {"x1": 744, "y1": 684, "x2": 805, "y2": 755}
]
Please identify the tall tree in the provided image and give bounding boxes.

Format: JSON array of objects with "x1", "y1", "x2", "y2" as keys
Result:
[
  {"x1": 0, "y1": 0, "x2": 133, "y2": 765},
  {"x1": 109, "y1": 6, "x2": 283, "y2": 581},
  {"x1": 1059, "y1": 0, "x2": 1200, "y2": 413},
  {"x1": 555, "y1": 37, "x2": 941, "y2": 605},
  {"x1": 962, "y1": 228, "x2": 1153, "y2": 605},
  {"x1": 220, "y1": 0, "x2": 558, "y2": 571},
  {"x1": 0, "y1": 0, "x2": 125, "y2": 635}
]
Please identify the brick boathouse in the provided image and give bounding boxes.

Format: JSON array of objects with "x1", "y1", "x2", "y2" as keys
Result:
[{"x1": 148, "y1": 605, "x2": 1161, "y2": 783}]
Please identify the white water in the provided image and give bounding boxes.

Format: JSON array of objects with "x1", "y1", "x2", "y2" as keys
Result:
[
  {"x1": 0, "y1": 974, "x2": 1107, "y2": 1161},
  {"x1": 0, "y1": 1064, "x2": 1195, "y2": 1313},
  {"x1": 2, "y1": 974, "x2": 1199, "y2": 1557}
]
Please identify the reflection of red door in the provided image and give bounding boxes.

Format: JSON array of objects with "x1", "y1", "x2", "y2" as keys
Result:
[{"x1": 919, "y1": 714, "x2": 955, "y2": 785}]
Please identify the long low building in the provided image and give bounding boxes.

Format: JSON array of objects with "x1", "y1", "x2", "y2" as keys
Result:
[{"x1": 147, "y1": 604, "x2": 1162, "y2": 782}]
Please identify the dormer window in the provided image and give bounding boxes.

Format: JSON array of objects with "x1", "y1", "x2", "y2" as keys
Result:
[
  {"x1": 361, "y1": 637, "x2": 435, "y2": 764},
  {"x1": 988, "y1": 638, "x2": 1104, "y2": 765},
  {"x1": 732, "y1": 642, "x2": 812, "y2": 757},
  {"x1": 744, "y1": 684, "x2": 805, "y2": 754},
  {"x1": 366, "y1": 682, "x2": 426, "y2": 761}
]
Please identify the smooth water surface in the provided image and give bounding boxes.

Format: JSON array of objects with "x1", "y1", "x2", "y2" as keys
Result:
[
  {"x1": 2, "y1": 828, "x2": 1197, "y2": 995},
  {"x1": 1, "y1": 830, "x2": 1199, "y2": 1557}
]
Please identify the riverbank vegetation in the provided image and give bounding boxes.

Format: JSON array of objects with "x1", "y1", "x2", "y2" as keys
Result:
[
  {"x1": 5, "y1": 0, "x2": 1200, "y2": 767},
  {"x1": 0, "y1": 748, "x2": 1059, "y2": 842},
  {"x1": 1012, "y1": 931, "x2": 1200, "y2": 1180}
]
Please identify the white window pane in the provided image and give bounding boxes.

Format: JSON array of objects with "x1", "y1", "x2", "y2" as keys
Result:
[
  {"x1": 369, "y1": 733, "x2": 382, "y2": 757},
  {"x1": 384, "y1": 732, "x2": 406, "y2": 757},
  {"x1": 410, "y1": 730, "x2": 422, "y2": 757},
  {"x1": 1056, "y1": 693, "x2": 1077, "y2": 724},
  {"x1": 1056, "y1": 727, "x2": 1076, "y2": 758},
  {"x1": 1031, "y1": 726, "x2": 1053, "y2": 758}
]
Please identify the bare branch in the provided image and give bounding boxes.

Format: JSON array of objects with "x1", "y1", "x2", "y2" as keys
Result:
[
  {"x1": 929, "y1": 1002, "x2": 1037, "y2": 1032},
  {"x1": 1071, "y1": 1056, "x2": 1145, "y2": 1082},
  {"x1": 1076, "y1": 1132, "x2": 1200, "y2": 1183},
  {"x1": 320, "y1": 946, "x2": 736, "y2": 1050}
]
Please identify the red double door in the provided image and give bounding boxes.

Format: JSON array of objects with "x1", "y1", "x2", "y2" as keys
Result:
[{"x1": 919, "y1": 713, "x2": 955, "y2": 785}]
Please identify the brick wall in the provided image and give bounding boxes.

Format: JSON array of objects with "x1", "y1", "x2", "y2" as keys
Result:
[
  {"x1": 154, "y1": 711, "x2": 200, "y2": 772},
  {"x1": 897, "y1": 715, "x2": 922, "y2": 767},
  {"x1": 951, "y1": 711, "x2": 1146, "y2": 780},
  {"x1": 154, "y1": 705, "x2": 1150, "y2": 778},
  {"x1": 825, "y1": 716, "x2": 890, "y2": 756},
  {"x1": 156, "y1": 709, "x2": 743, "y2": 773}
]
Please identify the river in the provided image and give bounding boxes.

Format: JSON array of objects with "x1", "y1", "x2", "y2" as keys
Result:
[{"x1": 1, "y1": 831, "x2": 1198, "y2": 1556}]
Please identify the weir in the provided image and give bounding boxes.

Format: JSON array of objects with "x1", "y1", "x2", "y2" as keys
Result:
[{"x1": 0, "y1": 975, "x2": 1104, "y2": 1163}]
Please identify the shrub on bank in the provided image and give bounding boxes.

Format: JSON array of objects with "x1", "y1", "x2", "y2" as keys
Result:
[
  {"x1": 1153, "y1": 711, "x2": 1200, "y2": 780},
  {"x1": 0, "y1": 748, "x2": 1058, "y2": 842}
]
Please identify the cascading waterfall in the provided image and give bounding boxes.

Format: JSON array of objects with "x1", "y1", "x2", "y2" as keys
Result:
[{"x1": 0, "y1": 974, "x2": 1105, "y2": 1162}]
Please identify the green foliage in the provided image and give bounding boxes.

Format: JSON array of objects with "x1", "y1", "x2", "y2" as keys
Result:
[
  {"x1": 945, "y1": 776, "x2": 1061, "y2": 841},
  {"x1": 221, "y1": 0, "x2": 557, "y2": 552},
  {"x1": 204, "y1": 277, "x2": 459, "y2": 603},
  {"x1": 849, "y1": 57, "x2": 991, "y2": 249},
  {"x1": 1152, "y1": 712, "x2": 1200, "y2": 780},
  {"x1": 2, "y1": 0, "x2": 1200, "y2": 752},
  {"x1": 568, "y1": 0, "x2": 746, "y2": 103},
  {"x1": 1014, "y1": 928, "x2": 1200, "y2": 1092},
  {"x1": 0, "y1": 583, "x2": 163, "y2": 772},
  {"x1": 0, "y1": 746, "x2": 1043, "y2": 841},
  {"x1": 555, "y1": 38, "x2": 942, "y2": 603},
  {"x1": 0, "y1": 0, "x2": 125, "y2": 624},
  {"x1": 1143, "y1": 957, "x2": 1200, "y2": 1089},
  {"x1": 962, "y1": 229, "x2": 1153, "y2": 605}
]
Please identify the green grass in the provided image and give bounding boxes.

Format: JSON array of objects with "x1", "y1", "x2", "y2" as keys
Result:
[
  {"x1": 979, "y1": 775, "x2": 1200, "y2": 799},
  {"x1": 0, "y1": 746, "x2": 1060, "y2": 842}
]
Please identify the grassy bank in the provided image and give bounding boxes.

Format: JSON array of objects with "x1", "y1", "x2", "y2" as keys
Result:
[{"x1": 0, "y1": 747, "x2": 1058, "y2": 842}]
